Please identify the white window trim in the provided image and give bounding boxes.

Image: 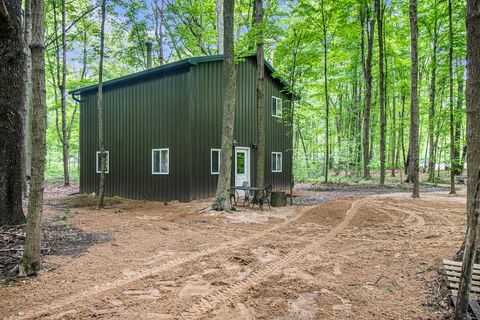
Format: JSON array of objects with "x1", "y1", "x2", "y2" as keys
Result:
[
  {"x1": 272, "y1": 96, "x2": 282, "y2": 118},
  {"x1": 272, "y1": 152, "x2": 282, "y2": 173},
  {"x1": 152, "y1": 148, "x2": 169, "y2": 175},
  {"x1": 96, "y1": 151, "x2": 109, "y2": 173},
  {"x1": 211, "y1": 148, "x2": 221, "y2": 175}
]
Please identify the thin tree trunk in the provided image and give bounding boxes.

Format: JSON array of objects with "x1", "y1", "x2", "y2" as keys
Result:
[
  {"x1": 298, "y1": 127, "x2": 309, "y2": 168},
  {"x1": 321, "y1": 0, "x2": 329, "y2": 183},
  {"x1": 23, "y1": 0, "x2": 33, "y2": 192},
  {"x1": 448, "y1": 0, "x2": 455, "y2": 194},
  {"x1": 81, "y1": 30, "x2": 87, "y2": 79},
  {"x1": 391, "y1": 57, "x2": 396, "y2": 177},
  {"x1": 0, "y1": 0, "x2": 27, "y2": 226},
  {"x1": 434, "y1": 85, "x2": 446, "y2": 176},
  {"x1": 361, "y1": 3, "x2": 375, "y2": 180},
  {"x1": 408, "y1": 0, "x2": 419, "y2": 198},
  {"x1": 216, "y1": 0, "x2": 223, "y2": 54},
  {"x1": 153, "y1": 0, "x2": 164, "y2": 65},
  {"x1": 454, "y1": 0, "x2": 480, "y2": 317},
  {"x1": 337, "y1": 93, "x2": 343, "y2": 173},
  {"x1": 97, "y1": 0, "x2": 107, "y2": 209},
  {"x1": 19, "y1": 0, "x2": 47, "y2": 275},
  {"x1": 213, "y1": 0, "x2": 235, "y2": 211},
  {"x1": 254, "y1": 0, "x2": 265, "y2": 189},
  {"x1": 356, "y1": 60, "x2": 362, "y2": 174},
  {"x1": 376, "y1": 0, "x2": 385, "y2": 185},
  {"x1": 61, "y1": 0, "x2": 69, "y2": 186},
  {"x1": 401, "y1": 95, "x2": 406, "y2": 172},
  {"x1": 455, "y1": 57, "x2": 464, "y2": 174},
  {"x1": 52, "y1": 0, "x2": 69, "y2": 185},
  {"x1": 428, "y1": 3, "x2": 438, "y2": 182},
  {"x1": 288, "y1": 35, "x2": 301, "y2": 205}
]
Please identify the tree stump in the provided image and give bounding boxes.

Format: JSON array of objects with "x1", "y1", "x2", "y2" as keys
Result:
[
  {"x1": 456, "y1": 175, "x2": 467, "y2": 184},
  {"x1": 271, "y1": 191, "x2": 287, "y2": 207}
]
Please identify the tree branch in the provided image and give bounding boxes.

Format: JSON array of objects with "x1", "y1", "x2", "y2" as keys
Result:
[
  {"x1": 0, "y1": 0, "x2": 9, "y2": 19},
  {"x1": 44, "y1": 3, "x2": 100, "y2": 48}
]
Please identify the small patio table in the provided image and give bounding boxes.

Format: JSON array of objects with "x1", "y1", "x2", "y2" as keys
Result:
[{"x1": 230, "y1": 186, "x2": 262, "y2": 207}]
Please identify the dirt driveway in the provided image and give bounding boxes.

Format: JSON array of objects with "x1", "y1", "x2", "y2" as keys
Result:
[{"x1": 0, "y1": 189, "x2": 466, "y2": 319}]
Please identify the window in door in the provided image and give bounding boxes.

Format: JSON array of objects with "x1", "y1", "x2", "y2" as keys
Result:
[{"x1": 236, "y1": 151, "x2": 245, "y2": 174}]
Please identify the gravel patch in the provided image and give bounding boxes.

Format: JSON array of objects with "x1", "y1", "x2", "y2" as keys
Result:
[{"x1": 292, "y1": 182, "x2": 450, "y2": 206}]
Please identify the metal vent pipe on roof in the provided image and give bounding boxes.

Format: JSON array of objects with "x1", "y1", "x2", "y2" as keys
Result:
[{"x1": 146, "y1": 41, "x2": 153, "y2": 69}]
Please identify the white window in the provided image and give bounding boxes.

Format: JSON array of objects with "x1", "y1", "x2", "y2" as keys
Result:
[
  {"x1": 96, "y1": 151, "x2": 109, "y2": 173},
  {"x1": 272, "y1": 96, "x2": 282, "y2": 117},
  {"x1": 272, "y1": 152, "x2": 282, "y2": 172},
  {"x1": 211, "y1": 149, "x2": 221, "y2": 174},
  {"x1": 152, "y1": 148, "x2": 169, "y2": 174}
]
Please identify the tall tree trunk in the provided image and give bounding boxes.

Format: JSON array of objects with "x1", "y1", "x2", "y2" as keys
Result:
[
  {"x1": 287, "y1": 35, "x2": 300, "y2": 205},
  {"x1": 212, "y1": 0, "x2": 235, "y2": 211},
  {"x1": 216, "y1": 0, "x2": 223, "y2": 54},
  {"x1": 153, "y1": 0, "x2": 164, "y2": 65},
  {"x1": 454, "y1": 0, "x2": 480, "y2": 317},
  {"x1": 433, "y1": 86, "x2": 446, "y2": 176},
  {"x1": 60, "y1": 0, "x2": 69, "y2": 186},
  {"x1": 23, "y1": 0, "x2": 33, "y2": 191},
  {"x1": 408, "y1": 0, "x2": 419, "y2": 198},
  {"x1": 428, "y1": 3, "x2": 438, "y2": 182},
  {"x1": 455, "y1": 57, "x2": 464, "y2": 174},
  {"x1": 448, "y1": 0, "x2": 455, "y2": 194},
  {"x1": 97, "y1": 0, "x2": 107, "y2": 209},
  {"x1": 254, "y1": 0, "x2": 265, "y2": 189},
  {"x1": 336, "y1": 93, "x2": 343, "y2": 173},
  {"x1": 376, "y1": 0, "x2": 385, "y2": 185},
  {"x1": 81, "y1": 30, "x2": 88, "y2": 79},
  {"x1": 356, "y1": 60, "x2": 362, "y2": 173},
  {"x1": 19, "y1": 0, "x2": 47, "y2": 275},
  {"x1": 391, "y1": 57, "x2": 396, "y2": 177},
  {"x1": 401, "y1": 95, "x2": 406, "y2": 172},
  {"x1": 0, "y1": 0, "x2": 27, "y2": 226},
  {"x1": 361, "y1": 3, "x2": 375, "y2": 180},
  {"x1": 321, "y1": 0, "x2": 329, "y2": 182},
  {"x1": 52, "y1": 0, "x2": 70, "y2": 186}
]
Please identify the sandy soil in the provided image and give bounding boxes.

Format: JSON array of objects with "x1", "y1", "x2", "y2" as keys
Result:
[{"x1": 0, "y1": 187, "x2": 466, "y2": 319}]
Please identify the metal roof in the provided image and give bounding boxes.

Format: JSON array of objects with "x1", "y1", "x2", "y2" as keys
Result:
[{"x1": 69, "y1": 54, "x2": 294, "y2": 96}]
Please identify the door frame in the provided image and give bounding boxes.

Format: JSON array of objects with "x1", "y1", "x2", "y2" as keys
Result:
[{"x1": 234, "y1": 147, "x2": 251, "y2": 187}]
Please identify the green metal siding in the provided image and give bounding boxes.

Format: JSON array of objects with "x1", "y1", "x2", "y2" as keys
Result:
[
  {"x1": 79, "y1": 57, "x2": 292, "y2": 202},
  {"x1": 79, "y1": 69, "x2": 191, "y2": 201},
  {"x1": 264, "y1": 69, "x2": 293, "y2": 190},
  {"x1": 190, "y1": 58, "x2": 292, "y2": 200}
]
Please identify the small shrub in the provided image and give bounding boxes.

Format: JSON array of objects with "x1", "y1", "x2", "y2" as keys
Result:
[{"x1": 61, "y1": 208, "x2": 72, "y2": 221}]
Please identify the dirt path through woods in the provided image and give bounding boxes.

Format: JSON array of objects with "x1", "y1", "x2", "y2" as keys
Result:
[{"x1": 0, "y1": 190, "x2": 466, "y2": 319}]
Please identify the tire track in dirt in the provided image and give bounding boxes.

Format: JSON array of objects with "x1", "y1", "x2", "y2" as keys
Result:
[
  {"x1": 13, "y1": 204, "x2": 323, "y2": 319},
  {"x1": 381, "y1": 202, "x2": 451, "y2": 228},
  {"x1": 179, "y1": 197, "x2": 367, "y2": 319},
  {"x1": 365, "y1": 200, "x2": 458, "y2": 245},
  {"x1": 384, "y1": 202, "x2": 458, "y2": 237},
  {"x1": 370, "y1": 202, "x2": 426, "y2": 229}
]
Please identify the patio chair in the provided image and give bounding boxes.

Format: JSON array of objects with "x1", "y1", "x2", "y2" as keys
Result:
[
  {"x1": 242, "y1": 181, "x2": 251, "y2": 206},
  {"x1": 251, "y1": 185, "x2": 272, "y2": 211}
]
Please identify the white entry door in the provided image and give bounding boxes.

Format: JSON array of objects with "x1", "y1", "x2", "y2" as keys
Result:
[{"x1": 235, "y1": 147, "x2": 251, "y2": 187}]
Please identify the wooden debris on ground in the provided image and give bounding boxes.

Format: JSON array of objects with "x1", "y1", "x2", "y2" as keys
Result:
[{"x1": 443, "y1": 259, "x2": 480, "y2": 319}]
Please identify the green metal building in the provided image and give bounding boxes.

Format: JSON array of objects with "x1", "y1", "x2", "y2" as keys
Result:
[{"x1": 71, "y1": 55, "x2": 293, "y2": 202}]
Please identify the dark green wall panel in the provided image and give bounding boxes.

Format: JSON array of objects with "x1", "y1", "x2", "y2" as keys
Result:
[
  {"x1": 80, "y1": 69, "x2": 191, "y2": 201},
  {"x1": 79, "y1": 57, "x2": 292, "y2": 202},
  {"x1": 190, "y1": 58, "x2": 292, "y2": 200}
]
